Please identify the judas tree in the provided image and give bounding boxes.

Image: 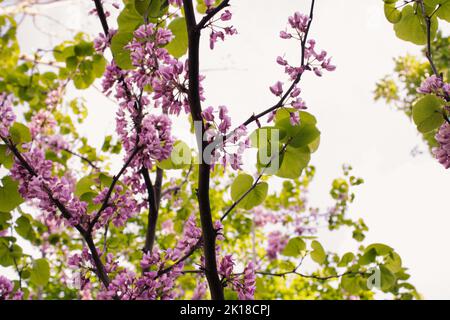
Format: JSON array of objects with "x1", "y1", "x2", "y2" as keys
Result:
[{"x1": 0, "y1": 0, "x2": 424, "y2": 300}]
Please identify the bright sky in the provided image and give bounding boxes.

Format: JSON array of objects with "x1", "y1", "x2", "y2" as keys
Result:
[{"x1": 13, "y1": 0, "x2": 450, "y2": 299}]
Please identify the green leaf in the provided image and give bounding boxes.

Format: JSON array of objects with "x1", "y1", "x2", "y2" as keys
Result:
[
  {"x1": 275, "y1": 146, "x2": 311, "y2": 179},
  {"x1": 310, "y1": 240, "x2": 326, "y2": 264},
  {"x1": 380, "y1": 265, "x2": 396, "y2": 292},
  {"x1": 118, "y1": 2, "x2": 144, "y2": 32},
  {"x1": 230, "y1": 174, "x2": 268, "y2": 210},
  {"x1": 359, "y1": 248, "x2": 377, "y2": 265},
  {"x1": 274, "y1": 109, "x2": 317, "y2": 139},
  {"x1": 75, "y1": 176, "x2": 97, "y2": 197},
  {"x1": 0, "y1": 144, "x2": 14, "y2": 169},
  {"x1": 134, "y1": 0, "x2": 161, "y2": 18},
  {"x1": 15, "y1": 216, "x2": 35, "y2": 241},
  {"x1": 0, "y1": 176, "x2": 23, "y2": 212},
  {"x1": 412, "y1": 95, "x2": 445, "y2": 133},
  {"x1": 157, "y1": 141, "x2": 192, "y2": 170},
  {"x1": 384, "y1": 3, "x2": 402, "y2": 24},
  {"x1": 341, "y1": 274, "x2": 360, "y2": 294},
  {"x1": 289, "y1": 124, "x2": 321, "y2": 149},
  {"x1": 0, "y1": 243, "x2": 22, "y2": 267},
  {"x1": 436, "y1": 0, "x2": 450, "y2": 22},
  {"x1": 394, "y1": 5, "x2": 438, "y2": 45},
  {"x1": 110, "y1": 32, "x2": 134, "y2": 70},
  {"x1": 338, "y1": 252, "x2": 355, "y2": 267},
  {"x1": 92, "y1": 55, "x2": 107, "y2": 78},
  {"x1": 365, "y1": 243, "x2": 393, "y2": 256},
  {"x1": 282, "y1": 237, "x2": 306, "y2": 257},
  {"x1": 385, "y1": 252, "x2": 403, "y2": 273},
  {"x1": 165, "y1": 17, "x2": 188, "y2": 58},
  {"x1": 9, "y1": 122, "x2": 31, "y2": 144},
  {"x1": 30, "y1": 258, "x2": 50, "y2": 287},
  {"x1": 0, "y1": 212, "x2": 12, "y2": 231}
]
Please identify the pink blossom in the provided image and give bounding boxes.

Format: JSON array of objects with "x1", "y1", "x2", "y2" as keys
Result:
[
  {"x1": 270, "y1": 81, "x2": 284, "y2": 97},
  {"x1": 192, "y1": 281, "x2": 208, "y2": 300},
  {"x1": 433, "y1": 122, "x2": 450, "y2": 169},
  {"x1": 0, "y1": 93, "x2": 15, "y2": 137},
  {"x1": 280, "y1": 31, "x2": 292, "y2": 39},
  {"x1": 0, "y1": 276, "x2": 14, "y2": 299},
  {"x1": 267, "y1": 231, "x2": 288, "y2": 260},
  {"x1": 219, "y1": 255, "x2": 234, "y2": 279},
  {"x1": 236, "y1": 262, "x2": 256, "y2": 300},
  {"x1": 202, "y1": 106, "x2": 215, "y2": 122},
  {"x1": 277, "y1": 56, "x2": 288, "y2": 66},
  {"x1": 220, "y1": 10, "x2": 232, "y2": 21}
]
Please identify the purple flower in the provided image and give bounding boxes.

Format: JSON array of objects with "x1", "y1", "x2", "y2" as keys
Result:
[
  {"x1": 219, "y1": 255, "x2": 234, "y2": 280},
  {"x1": 0, "y1": 276, "x2": 14, "y2": 300},
  {"x1": 0, "y1": 93, "x2": 15, "y2": 137},
  {"x1": 267, "y1": 231, "x2": 288, "y2": 260},
  {"x1": 270, "y1": 81, "x2": 284, "y2": 97},
  {"x1": 433, "y1": 122, "x2": 450, "y2": 169},
  {"x1": 418, "y1": 75, "x2": 443, "y2": 94}
]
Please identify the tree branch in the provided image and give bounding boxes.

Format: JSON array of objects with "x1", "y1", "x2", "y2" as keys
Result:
[
  {"x1": 141, "y1": 168, "x2": 159, "y2": 256},
  {"x1": 196, "y1": 0, "x2": 230, "y2": 30},
  {"x1": 62, "y1": 147, "x2": 99, "y2": 170},
  {"x1": 93, "y1": 0, "x2": 110, "y2": 36},
  {"x1": 89, "y1": 146, "x2": 142, "y2": 231},
  {"x1": 226, "y1": 0, "x2": 316, "y2": 140},
  {"x1": 220, "y1": 139, "x2": 291, "y2": 222},
  {"x1": 183, "y1": 0, "x2": 224, "y2": 300},
  {"x1": 1, "y1": 136, "x2": 110, "y2": 288},
  {"x1": 418, "y1": 0, "x2": 449, "y2": 102}
]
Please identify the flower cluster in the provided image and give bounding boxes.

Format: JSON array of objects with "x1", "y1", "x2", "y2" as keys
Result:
[
  {"x1": 94, "y1": 29, "x2": 117, "y2": 54},
  {"x1": 266, "y1": 231, "x2": 288, "y2": 260},
  {"x1": 0, "y1": 276, "x2": 13, "y2": 300},
  {"x1": 0, "y1": 93, "x2": 15, "y2": 137},
  {"x1": 98, "y1": 215, "x2": 204, "y2": 300},
  {"x1": 45, "y1": 87, "x2": 63, "y2": 109},
  {"x1": 0, "y1": 276, "x2": 22, "y2": 300},
  {"x1": 207, "y1": 10, "x2": 237, "y2": 50},
  {"x1": 217, "y1": 254, "x2": 257, "y2": 300},
  {"x1": 29, "y1": 109, "x2": 57, "y2": 138},
  {"x1": 11, "y1": 147, "x2": 88, "y2": 227},
  {"x1": 418, "y1": 75, "x2": 450, "y2": 97},
  {"x1": 99, "y1": 261, "x2": 184, "y2": 300},
  {"x1": 92, "y1": 185, "x2": 139, "y2": 228},
  {"x1": 123, "y1": 23, "x2": 195, "y2": 116},
  {"x1": 433, "y1": 122, "x2": 450, "y2": 169},
  {"x1": 202, "y1": 105, "x2": 250, "y2": 170},
  {"x1": 269, "y1": 12, "x2": 335, "y2": 125},
  {"x1": 192, "y1": 281, "x2": 208, "y2": 300},
  {"x1": 173, "y1": 215, "x2": 202, "y2": 259},
  {"x1": 235, "y1": 262, "x2": 256, "y2": 300}
]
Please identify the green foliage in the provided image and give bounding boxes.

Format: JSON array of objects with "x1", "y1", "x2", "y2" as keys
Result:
[
  {"x1": 282, "y1": 237, "x2": 306, "y2": 257},
  {"x1": 375, "y1": 32, "x2": 449, "y2": 154},
  {"x1": 15, "y1": 215, "x2": 36, "y2": 241},
  {"x1": 230, "y1": 174, "x2": 268, "y2": 210},
  {"x1": 29, "y1": 258, "x2": 50, "y2": 287},
  {"x1": 54, "y1": 34, "x2": 106, "y2": 89},
  {"x1": 412, "y1": 95, "x2": 445, "y2": 133},
  {"x1": 165, "y1": 17, "x2": 188, "y2": 58},
  {"x1": 0, "y1": 176, "x2": 23, "y2": 212},
  {"x1": 310, "y1": 240, "x2": 326, "y2": 264},
  {"x1": 394, "y1": 5, "x2": 438, "y2": 45},
  {"x1": 111, "y1": 32, "x2": 134, "y2": 70},
  {"x1": 383, "y1": 1, "x2": 447, "y2": 45},
  {"x1": 9, "y1": 122, "x2": 31, "y2": 145},
  {"x1": 157, "y1": 141, "x2": 192, "y2": 170}
]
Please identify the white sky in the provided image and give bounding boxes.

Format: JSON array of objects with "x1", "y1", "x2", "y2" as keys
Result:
[{"x1": 12, "y1": 0, "x2": 450, "y2": 299}]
